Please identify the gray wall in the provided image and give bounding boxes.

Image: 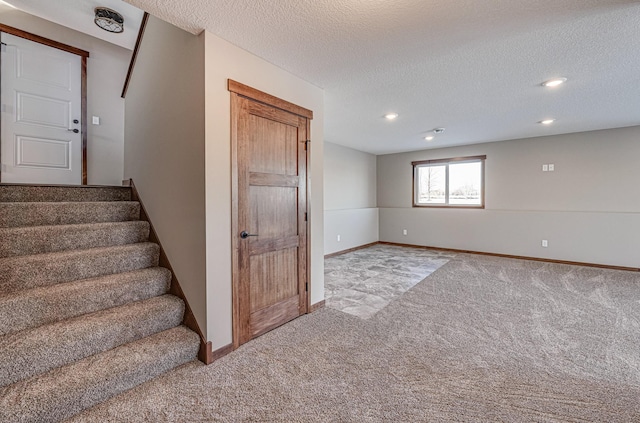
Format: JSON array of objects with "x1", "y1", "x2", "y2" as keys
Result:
[
  {"x1": 324, "y1": 142, "x2": 378, "y2": 254},
  {"x1": 0, "y1": 4, "x2": 130, "y2": 185},
  {"x1": 124, "y1": 17, "x2": 207, "y2": 336},
  {"x1": 378, "y1": 126, "x2": 640, "y2": 267}
]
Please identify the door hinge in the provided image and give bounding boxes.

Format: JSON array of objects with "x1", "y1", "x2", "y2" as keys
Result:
[
  {"x1": 301, "y1": 139, "x2": 310, "y2": 150},
  {"x1": 304, "y1": 212, "x2": 308, "y2": 221},
  {"x1": 0, "y1": 42, "x2": 6, "y2": 53},
  {"x1": 305, "y1": 282, "x2": 309, "y2": 292}
]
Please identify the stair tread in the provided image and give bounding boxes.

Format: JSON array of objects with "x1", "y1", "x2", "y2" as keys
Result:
[
  {"x1": 0, "y1": 184, "x2": 201, "y2": 423},
  {"x1": 0, "y1": 326, "x2": 199, "y2": 423},
  {"x1": 0, "y1": 185, "x2": 132, "y2": 202},
  {"x1": 0, "y1": 294, "x2": 185, "y2": 387},
  {"x1": 0, "y1": 201, "x2": 141, "y2": 228},
  {"x1": 0, "y1": 221, "x2": 150, "y2": 258},
  {"x1": 0, "y1": 267, "x2": 172, "y2": 336},
  {"x1": 0, "y1": 242, "x2": 160, "y2": 293}
]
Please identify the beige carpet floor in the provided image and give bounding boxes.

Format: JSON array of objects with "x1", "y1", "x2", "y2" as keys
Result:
[{"x1": 67, "y1": 252, "x2": 640, "y2": 422}]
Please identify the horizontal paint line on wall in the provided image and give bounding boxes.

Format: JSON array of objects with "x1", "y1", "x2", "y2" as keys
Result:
[
  {"x1": 324, "y1": 207, "x2": 379, "y2": 212},
  {"x1": 378, "y1": 207, "x2": 640, "y2": 215}
]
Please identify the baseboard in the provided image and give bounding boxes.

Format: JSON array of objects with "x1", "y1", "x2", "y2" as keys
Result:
[
  {"x1": 378, "y1": 241, "x2": 640, "y2": 272},
  {"x1": 211, "y1": 343, "x2": 234, "y2": 362},
  {"x1": 199, "y1": 342, "x2": 212, "y2": 364},
  {"x1": 324, "y1": 242, "x2": 378, "y2": 259},
  {"x1": 128, "y1": 179, "x2": 212, "y2": 364},
  {"x1": 309, "y1": 300, "x2": 325, "y2": 313}
]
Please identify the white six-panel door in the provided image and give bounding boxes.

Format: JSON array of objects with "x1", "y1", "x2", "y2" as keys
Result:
[{"x1": 1, "y1": 32, "x2": 82, "y2": 185}]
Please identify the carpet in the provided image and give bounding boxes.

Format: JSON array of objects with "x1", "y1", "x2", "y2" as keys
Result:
[
  {"x1": 68, "y1": 252, "x2": 640, "y2": 422},
  {"x1": 0, "y1": 184, "x2": 199, "y2": 423}
]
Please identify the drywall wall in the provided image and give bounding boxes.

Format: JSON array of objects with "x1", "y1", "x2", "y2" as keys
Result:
[
  {"x1": 124, "y1": 17, "x2": 207, "y2": 336},
  {"x1": 324, "y1": 142, "x2": 378, "y2": 254},
  {"x1": 378, "y1": 126, "x2": 640, "y2": 267},
  {"x1": 324, "y1": 142, "x2": 376, "y2": 210},
  {"x1": 0, "y1": 4, "x2": 130, "y2": 185},
  {"x1": 324, "y1": 208, "x2": 378, "y2": 254},
  {"x1": 204, "y1": 31, "x2": 325, "y2": 350}
]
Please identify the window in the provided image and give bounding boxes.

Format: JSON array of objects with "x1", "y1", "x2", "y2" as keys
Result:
[{"x1": 413, "y1": 155, "x2": 485, "y2": 208}]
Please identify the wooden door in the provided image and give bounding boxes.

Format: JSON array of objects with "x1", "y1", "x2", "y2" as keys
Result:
[
  {"x1": 1, "y1": 32, "x2": 84, "y2": 185},
  {"x1": 230, "y1": 80, "x2": 312, "y2": 347}
]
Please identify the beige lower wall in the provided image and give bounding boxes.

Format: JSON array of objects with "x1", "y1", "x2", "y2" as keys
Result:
[
  {"x1": 204, "y1": 32, "x2": 325, "y2": 350},
  {"x1": 0, "y1": 5, "x2": 130, "y2": 185},
  {"x1": 379, "y1": 208, "x2": 640, "y2": 267},
  {"x1": 124, "y1": 17, "x2": 207, "y2": 336},
  {"x1": 377, "y1": 126, "x2": 640, "y2": 267},
  {"x1": 323, "y1": 142, "x2": 378, "y2": 254},
  {"x1": 324, "y1": 208, "x2": 379, "y2": 255}
]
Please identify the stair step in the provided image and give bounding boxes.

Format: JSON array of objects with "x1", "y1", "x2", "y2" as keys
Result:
[
  {"x1": 0, "y1": 184, "x2": 131, "y2": 202},
  {"x1": 0, "y1": 267, "x2": 172, "y2": 337},
  {"x1": 0, "y1": 242, "x2": 160, "y2": 294},
  {"x1": 0, "y1": 326, "x2": 199, "y2": 423},
  {"x1": 0, "y1": 221, "x2": 150, "y2": 258},
  {"x1": 0, "y1": 201, "x2": 140, "y2": 228},
  {"x1": 0, "y1": 294, "x2": 185, "y2": 387}
]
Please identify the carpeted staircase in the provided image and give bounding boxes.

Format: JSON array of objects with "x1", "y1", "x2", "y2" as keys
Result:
[{"x1": 0, "y1": 184, "x2": 201, "y2": 423}]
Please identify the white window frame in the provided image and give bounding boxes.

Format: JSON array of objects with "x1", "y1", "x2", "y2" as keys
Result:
[{"x1": 412, "y1": 155, "x2": 486, "y2": 208}]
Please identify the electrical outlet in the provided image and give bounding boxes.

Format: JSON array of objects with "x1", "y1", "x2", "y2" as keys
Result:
[
  {"x1": 548, "y1": 164, "x2": 554, "y2": 171},
  {"x1": 337, "y1": 235, "x2": 341, "y2": 242},
  {"x1": 542, "y1": 164, "x2": 548, "y2": 172},
  {"x1": 402, "y1": 229, "x2": 408, "y2": 236},
  {"x1": 542, "y1": 240, "x2": 548, "y2": 248}
]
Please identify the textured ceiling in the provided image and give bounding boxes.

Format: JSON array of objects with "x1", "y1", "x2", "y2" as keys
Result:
[
  {"x1": 4, "y1": 0, "x2": 144, "y2": 50},
  {"x1": 128, "y1": 0, "x2": 640, "y2": 153}
]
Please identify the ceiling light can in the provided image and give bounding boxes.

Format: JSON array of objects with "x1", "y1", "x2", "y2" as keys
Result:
[
  {"x1": 542, "y1": 77, "x2": 567, "y2": 87},
  {"x1": 539, "y1": 119, "x2": 555, "y2": 125},
  {"x1": 384, "y1": 113, "x2": 399, "y2": 120}
]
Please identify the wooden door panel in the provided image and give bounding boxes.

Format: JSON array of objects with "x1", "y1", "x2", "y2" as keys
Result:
[
  {"x1": 249, "y1": 173, "x2": 299, "y2": 187},
  {"x1": 250, "y1": 296, "x2": 300, "y2": 338},
  {"x1": 249, "y1": 185, "x2": 298, "y2": 239},
  {"x1": 249, "y1": 235, "x2": 299, "y2": 256},
  {"x1": 232, "y1": 84, "x2": 311, "y2": 347},
  {"x1": 249, "y1": 247, "x2": 298, "y2": 312},
  {"x1": 248, "y1": 114, "x2": 298, "y2": 176}
]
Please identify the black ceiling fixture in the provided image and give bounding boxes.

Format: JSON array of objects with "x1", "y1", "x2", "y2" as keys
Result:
[{"x1": 94, "y1": 7, "x2": 124, "y2": 33}]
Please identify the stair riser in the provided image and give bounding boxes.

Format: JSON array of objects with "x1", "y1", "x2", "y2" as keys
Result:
[
  {"x1": 0, "y1": 295, "x2": 185, "y2": 387},
  {"x1": 0, "y1": 243, "x2": 160, "y2": 293},
  {"x1": 0, "y1": 326, "x2": 199, "y2": 423},
  {"x1": 0, "y1": 185, "x2": 131, "y2": 202},
  {"x1": 0, "y1": 268, "x2": 172, "y2": 337},
  {"x1": 0, "y1": 202, "x2": 140, "y2": 228},
  {"x1": 0, "y1": 222, "x2": 150, "y2": 258}
]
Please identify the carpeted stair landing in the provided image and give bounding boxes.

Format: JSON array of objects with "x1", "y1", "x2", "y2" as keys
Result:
[{"x1": 0, "y1": 184, "x2": 200, "y2": 423}]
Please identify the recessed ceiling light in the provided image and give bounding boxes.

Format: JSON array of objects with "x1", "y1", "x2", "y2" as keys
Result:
[
  {"x1": 539, "y1": 119, "x2": 555, "y2": 125},
  {"x1": 433, "y1": 127, "x2": 445, "y2": 134},
  {"x1": 425, "y1": 136, "x2": 434, "y2": 141},
  {"x1": 384, "y1": 113, "x2": 398, "y2": 120},
  {"x1": 542, "y1": 78, "x2": 567, "y2": 87}
]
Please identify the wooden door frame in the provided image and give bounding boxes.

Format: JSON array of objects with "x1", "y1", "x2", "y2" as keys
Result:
[
  {"x1": 0, "y1": 24, "x2": 89, "y2": 185},
  {"x1": 229, "y1": 79, "x2": 313, "y2": 349}
]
